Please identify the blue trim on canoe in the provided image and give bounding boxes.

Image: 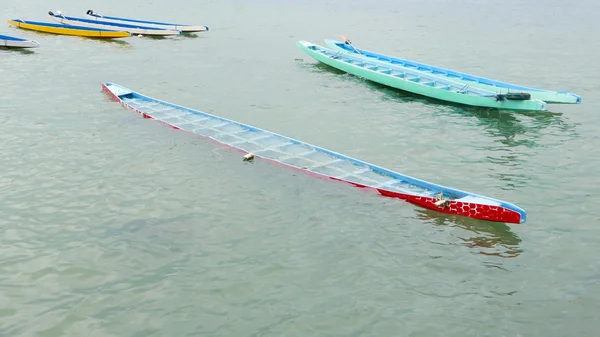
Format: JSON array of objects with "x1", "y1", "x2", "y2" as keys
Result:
[
  {"x1": 50, "y1": 13, "x2": 176, "y2": 31},
  {"x1": 104, "y1": 82, "x2": 527, "y2": 224},
  {"x1": 0, "y1": 34, "x2": 27, "y2": 41},
  {"x1": 329, "y1": 40, "x2": 581, "y2": 102},
  {"x1": 12, "y1": 19, "x2": 128, "y2": 32},
  {"x1": 88, "y1": 12, "x2": 189, "y2": 27}
]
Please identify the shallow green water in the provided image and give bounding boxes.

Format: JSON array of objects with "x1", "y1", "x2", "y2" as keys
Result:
[{"x1": 1, "y1": 0, "x2": 599, "y2": 336}]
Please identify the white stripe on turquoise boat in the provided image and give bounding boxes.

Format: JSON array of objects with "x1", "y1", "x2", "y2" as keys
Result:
[
  {"x1": 103, "y1": 82, "x2": 527, "y2": 223},
  {"x1": 325, "y1": 39, "x2": 580, "y2": 104},
  {"x1": 297, "y1": 41, "x2": 547, "y2": 111}
]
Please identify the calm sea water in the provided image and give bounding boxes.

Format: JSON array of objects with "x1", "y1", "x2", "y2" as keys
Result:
[{"x1": 2, "y1": 0, "x2": 599, "y2": 336}]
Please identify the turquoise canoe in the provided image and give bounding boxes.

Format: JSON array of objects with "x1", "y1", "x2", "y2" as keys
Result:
[
  {"x1": 297, "y1": 41, "x2": 547, "y2": 111},
  {"x1": 325, "y1": 39, "x2": 581, "y2": 105},
  {"x1": 102, "y1": 82, "x2": 527, "y2": 224}
]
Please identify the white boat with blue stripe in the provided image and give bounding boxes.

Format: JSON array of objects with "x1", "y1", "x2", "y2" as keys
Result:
[
  {"x1": 85, "y1": 9, "x2": 208, "y2": 32},
  {"x1": 0, "y1": 34, "x2": 39, "y2": 48},
  {"x1": 48, "y1": 11, "x2": 182, "y2": 36}
]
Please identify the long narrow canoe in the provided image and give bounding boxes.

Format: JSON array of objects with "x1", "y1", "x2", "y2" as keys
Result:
[
  {"x1": 85, "y1": 9, "x2": 209, "y2": 32},
  {"x1": 7, "y1": 19, "x2": 131, "y2": 38},
  {"x1": 48, "y1": 11, "x2": 182, "y2": 36},
  {"x1": 325, "y1": 39, "x2": 581, "y2": 104},
  {"x1": 0, "y1": 34, "x2": 39, "y2": 48},
  {"x1": 102, "y1": 82, "x2": 527, "y2": 224},
  {"x1": 297, "y1": 41, "x2": 547, "y2": 111}
]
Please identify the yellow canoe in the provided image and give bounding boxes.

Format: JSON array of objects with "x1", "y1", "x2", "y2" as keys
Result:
[{"x1": 7, "y1": 19, "x2": 132, "y2": 38}]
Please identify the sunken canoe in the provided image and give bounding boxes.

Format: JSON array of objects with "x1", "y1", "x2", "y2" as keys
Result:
[
  {"x1": 85, "y1": 9, "x2": 208, "y2": 32},
  {"x1": 48, "y1": 11, "x2": 182, "y2": 36},
  {"x1": 325, "y1": 39, "x2": 581, "y2": 104},
  {"x1": 297, "y1": 41, "x2": 547, "y2": 111},
  {"x1": 7, "y1": 19, "x2": 132, "y2": 38},
  {"x1": 0, "y1": 34, "x2": 39, "y2": 48},
  {"x1": 102, "y1": 81, "x2": 527, "y2": 224}
]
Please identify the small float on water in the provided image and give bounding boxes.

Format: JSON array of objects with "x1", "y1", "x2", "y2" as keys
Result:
[
  {"x1": 101, "y1": 81, "x2": 527, "y2": 224},
  {"x1": 325, "y1": 38, "x2": 581, "y2": 105}
]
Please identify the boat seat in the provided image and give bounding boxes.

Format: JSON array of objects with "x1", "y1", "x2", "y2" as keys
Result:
[
  {"x1": 336, "y1": 168, "x2": 375, "y2": 181},
  {"x1": 307, "y1": 159, "x2": 343, "y2": 170}
]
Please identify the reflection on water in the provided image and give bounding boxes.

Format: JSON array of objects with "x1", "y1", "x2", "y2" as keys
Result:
[
  {"x1": 180, "y1": 33, "x2": 201, "y2": 39},
  {"x1": 439, "y1": 103, "x2": 578, "y2": 148},
  {"x1": 305, "y1": 61, "x2": 578, "y2": 143},
  {"x1": 303, "y1": 61, "x2": 580, "y2": 191},
  {"x1": 88, "y1": 37, "x2": 132, "y2": 48},
  {"x1": 415, "y1": 209, "x2": 523, "y2": 258},
  {"x1": 142, "y1": 35, "x2": 167, "y2": 40},
  {"x1": 490, "y1": 172, "x2": 529, "y2": 191},
  {"x1": 0, "y1": 47, "x2": 35, "y2": 55}
]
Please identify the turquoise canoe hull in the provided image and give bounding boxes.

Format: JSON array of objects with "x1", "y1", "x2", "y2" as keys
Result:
[
  {"x1": 325, "y1": 39, "x2": 581, "y2": 105},
  {"x1": 297, "y1": 41, "x2": 547, "y2": 111}
]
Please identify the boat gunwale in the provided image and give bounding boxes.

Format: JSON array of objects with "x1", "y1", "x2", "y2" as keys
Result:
[
  {"x1": 84, "y1": 13, "x2": 209, "y2": 32},
  {"x1": 0, "y1": 34, "x2": 28, "y2": 41},
  {"x1": 87, "y1": 11, "x2": 189, "y2": 27},
  {"x1": 9, "y1": 19, "x2": 132, "y2": 33},
  {"x1": 102, "y1": 81, "x2": 527, "y2": 224}
]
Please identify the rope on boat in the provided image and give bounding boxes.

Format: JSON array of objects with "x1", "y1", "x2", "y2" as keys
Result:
[
  {"x1": 434, "y1": 192, "x2": 451, "y2": 208},
  {"x1": 458, "y1": 84, "x2": 470, "y2": 94},
  {"x1": 330, "y1": 52, "x2": 343, "y2": 59}
]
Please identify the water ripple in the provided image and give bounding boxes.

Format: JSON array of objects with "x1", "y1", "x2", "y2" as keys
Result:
[{"x1": 1, "y1": 0, "x2": 600, "y2": 336}]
